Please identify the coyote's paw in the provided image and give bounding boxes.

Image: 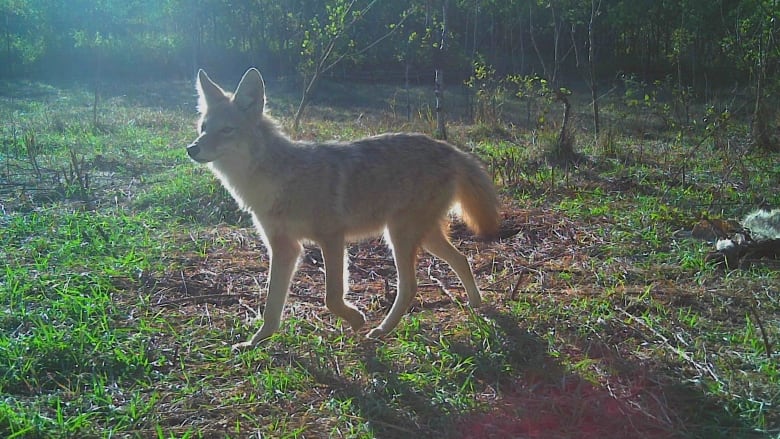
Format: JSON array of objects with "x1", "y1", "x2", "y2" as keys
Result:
[
  {"x1": 231, "y1": 340, "x2": 254, "y2": 352},
  {"x1": 366, "y1": 327, "x2": 387, "y2": 339},
  {"x1": 231, "y1": 325, "x2": 276, "y2": 352},
  {"x1": 347, "y1": 313, "x2": 366, "y2": 332}
]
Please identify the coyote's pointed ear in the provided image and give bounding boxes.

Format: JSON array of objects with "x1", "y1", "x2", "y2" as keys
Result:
[
  {"x1": 233, "y1": 68, "x2": 266, "y2": 115},
  {"x1": 196, "y1": 69, "x2": 226, "y2": 112}
]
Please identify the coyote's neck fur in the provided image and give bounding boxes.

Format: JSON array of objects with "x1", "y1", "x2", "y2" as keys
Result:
[{"x1": 207, "y1": 114, "x2": 292, "y2": 221}]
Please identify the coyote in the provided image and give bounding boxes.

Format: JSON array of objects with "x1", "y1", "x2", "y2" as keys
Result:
[{"x1": 186, "y1": 68, "x2": 500, "y2": 350}]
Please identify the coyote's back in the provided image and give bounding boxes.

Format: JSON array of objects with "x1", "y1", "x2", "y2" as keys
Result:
[
  {"x1": 259, "y1": 132, "x2": 502, "y2": 243},
  {"x1": 186, "y1": 68, "x2": 500, "y2": 349}
]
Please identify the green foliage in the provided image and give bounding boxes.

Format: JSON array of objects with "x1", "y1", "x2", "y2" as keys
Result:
[
  {"x1": 0, "y1": 0, "x2": 774, "y2": 104},
  {"x1": 464, "y1": 56, "x2": 507, "y2": 125},
  {"x1": 464, "y1": 56, "x2": 574, "y2": 135}
]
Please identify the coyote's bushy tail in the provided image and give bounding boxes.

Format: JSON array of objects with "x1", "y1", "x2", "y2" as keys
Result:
[{"x1": 455, "y1": 155, "x2": 501, "y2": 239}]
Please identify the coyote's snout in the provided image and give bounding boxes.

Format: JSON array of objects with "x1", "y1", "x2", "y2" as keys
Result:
[{"x1": 187, "y1": 68, "x2": 500, "y2": 350}]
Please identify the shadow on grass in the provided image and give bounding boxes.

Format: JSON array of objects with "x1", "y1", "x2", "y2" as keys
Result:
[
  {"x1": 457, "y1": 309, "x2": 764, "y2": 439},
  {"x1": 290, "y1": 308, "x2": 764, "y2": 439}
]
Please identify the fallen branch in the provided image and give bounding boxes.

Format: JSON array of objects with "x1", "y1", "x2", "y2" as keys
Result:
[
  {"x1": 617, "y1": 307, "x2": 723, "y2": 386},
  {"x1": 749, "y1": 301, "x2": 773, "y2": 360},
  {"x1": 154, "y1": 293, "x2": 255, "y2": 307}
]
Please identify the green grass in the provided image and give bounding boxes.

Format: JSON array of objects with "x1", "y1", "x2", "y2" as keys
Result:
[{"x1": 1, "y1": 78, "x2": 778, "y2": 438}]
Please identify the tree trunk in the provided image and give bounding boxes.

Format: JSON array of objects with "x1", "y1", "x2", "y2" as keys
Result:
[
  {"x1": 435, "y1": 68, "x2": 446, "y2": 139},
  {"x1": 4, "y1": 11, "x2": 12, "y2": 76},
  {"x1": 434, "y1": 0, "x2": 449, "y2": 139},
  {"x1": 92, "y1": 49, "x2": 102, "y2": 129},
  {"x1": 751, "y1": 62, "x2": 774, "y2": 151},
  {"x1": 588, "y1": 0, "x2": 600, "y2": 137},
  {"x1": 405, "y1": 62, "x2": 411, "y2": 121},
  {"x1": 294, "y1": 72, "x2": 319, "y2": 132},
  {"x1": 553, "y1": 89, "x2": 575, "y2": 162}
]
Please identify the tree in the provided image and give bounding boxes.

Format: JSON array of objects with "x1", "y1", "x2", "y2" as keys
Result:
[
  {"x1": 722, "y1": 0, "x2": 780, "y2": 151},
  {"x1": 0, "y1": 0, "x2": 44, "y2": 76},
  {"x1": 292, "y1": 0, "x2": 407, "y2": 131},
  {"x1": 434, "y1": 0, "x2": 449, "y2": 139},
  {"x1": 529, "y1": 0, "x2": 575, "y2": 88},
  {"x1": 528, "y1": 0, "x2": 578, "y2": 161},
  {"x1": 586, "y1": 0, "x2": 601, "y2": 136}
]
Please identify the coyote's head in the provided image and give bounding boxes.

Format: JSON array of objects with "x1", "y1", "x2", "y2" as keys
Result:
[{"x1": 186, "y1": 68, "x2": 265, "y2": 163}]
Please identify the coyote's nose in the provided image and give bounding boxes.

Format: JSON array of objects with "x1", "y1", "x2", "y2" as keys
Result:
[{"x1": 186, "y1": 143, "x2": 200, "y2": 159}]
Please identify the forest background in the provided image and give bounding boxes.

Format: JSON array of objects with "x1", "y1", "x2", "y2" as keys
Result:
[{"x1": 3, "y1": 0, "x2": 779, "y2": 143}]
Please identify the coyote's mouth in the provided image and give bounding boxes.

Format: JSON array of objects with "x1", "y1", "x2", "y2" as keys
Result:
[{"x1": 186, "y1": 143, "x2": 212, "y2": 163}]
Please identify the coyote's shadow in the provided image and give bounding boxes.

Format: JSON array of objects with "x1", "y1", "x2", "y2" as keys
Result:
[{"x1": 291, "y1": 306, "x2": 760, "y2": 438}]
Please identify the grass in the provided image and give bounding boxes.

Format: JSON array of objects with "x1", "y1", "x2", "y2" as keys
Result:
[{"x1": 1, "y1": 76, "x2": 779, "y2": 438}]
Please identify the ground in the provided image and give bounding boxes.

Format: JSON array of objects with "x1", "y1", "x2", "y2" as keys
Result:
[{"x1": 0, "y1": 78, "x2": 778, "y2": 438}]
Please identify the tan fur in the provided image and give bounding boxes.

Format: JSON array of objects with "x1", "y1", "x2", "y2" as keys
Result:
[{"x1": 186, "y1": 68, "x2": 500, "y2": 350}]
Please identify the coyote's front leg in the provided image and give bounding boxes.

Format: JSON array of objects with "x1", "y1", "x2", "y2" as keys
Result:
[{"x1": 232, "y1": 235, "x2": 301, "y2": 351}]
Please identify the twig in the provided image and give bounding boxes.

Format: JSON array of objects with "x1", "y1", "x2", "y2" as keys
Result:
[
  {"x1": 749, "y1": 300, "x2": 773, "y2": 360},
  {"x1": 154, "y1": 293, "x2": 254, "y2": 307},
  {"x1": 427, "y1": 263, "x2": 460, "y2": 304},
  {"x1": 179, "y1": 270, "x2": 188, "y2": 296},
  {"x1": 617, "y1": 307, "x2": 723, "y2": 385},
  {"x1": 510, "y1": 266, "x2": 543, "y2": 300}
]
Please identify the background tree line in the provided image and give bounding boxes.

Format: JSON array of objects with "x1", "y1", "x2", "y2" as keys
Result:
[
  {"x1": 4, "y1": 0, "x2": 777, "y2": 84},
  {"x1": 2, "y1": 0, "x2": 778, "y2": 143}
]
